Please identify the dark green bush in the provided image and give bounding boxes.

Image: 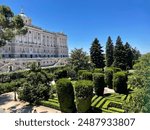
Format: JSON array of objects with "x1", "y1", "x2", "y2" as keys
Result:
[
  {"x1": 54, "y1": 69, "x2": 68, "y2": 81},
  {"x1": 81, "y1": 72, "x2": 93, "y2": 80},
  {"x1": 93, "y1": 68, "x2": 104, "y2": 73},
  {"x1": 104, "y1": 67, "x2": 113, "y2": 89},
  {"x1": 113, "y1": 72, "x2": 128, "y2": 94},
  {"x1": 56, "y1": 78, "x2": 76, "y2": 113},
  {"x1": 93, "y1": 73, "x2": 105, "y2": 96},
  {"x1": 75, "y1": 80, "x2": 93, "y2": 112}
]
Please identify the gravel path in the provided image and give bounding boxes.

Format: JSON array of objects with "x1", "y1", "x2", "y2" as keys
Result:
[{"x1": 0, "y1": 92, "x2": 60, "y2": 113}]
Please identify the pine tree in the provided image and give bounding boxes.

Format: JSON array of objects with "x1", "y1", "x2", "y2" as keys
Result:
[
  {"x1": 113, "y1": 36, "x2": 126, "y2": 70},
  {"x1": 90, "y1": 38, "x2": 105, "y2": 68},
  {"x1": 106, "y1": 36, "x2": 114, "y2": 67},
  {"x1": 124, "y1": 42, "x2": 133, "y2": 69}
]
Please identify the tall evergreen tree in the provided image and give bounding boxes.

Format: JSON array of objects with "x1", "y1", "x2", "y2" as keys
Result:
[
  {"x1": 124, "y1": 42, "x2": 133, "y2": 69},
  {"x1": 106, "y1": 36, "x2": 114, "y2": 67},
  {"x1": 113, "y1": 36, "x2": 126, "y2": 70},
  {"x1": 90, "y1": 38, "x2": 105, "y2": 68}
]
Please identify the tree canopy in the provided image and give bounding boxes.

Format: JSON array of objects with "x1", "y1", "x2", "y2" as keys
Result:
[{"x1": 0, "y1": 5, "x2": 27, "y2": 47}]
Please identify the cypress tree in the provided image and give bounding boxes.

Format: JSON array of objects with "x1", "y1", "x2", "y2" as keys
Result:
[
  {"x1": 106, "y1": 36, "x2": 114, "y2": 67},
  {"x1": 124, "y1": 42, "x2": 133, "y2": 69},
  {"x1": 113, "y1": 36, "x2": 126, "y2": 70},
  {"x1": 90, "y1": 38, "x2": 105, "y2": 68}
]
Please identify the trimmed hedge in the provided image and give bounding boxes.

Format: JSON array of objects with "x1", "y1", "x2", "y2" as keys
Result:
[
  {"x1": 0, "y1": 71, "x2": 27, "y2": 83},
  {"x1": 93, "y1": 68, "x2": 104, "y2": 73},
  {"x1": 0, "y1": 78, "x2": 25, "y2": 95},
  {"x1": 39, "y1": 100, "x2": 60, "y2": 110},
  {"x1": 81, "y1": 72, "x2": 93, "y2": 80},
  {"x1": 75, "y1": 80, "x2": 93, "y2": 112},
  {"x1": 56, "y1": 78, "x2": 76, "y2": 113},
  {"x1": 113, "y1": 72, "x2": 128, "y2": 94},
  {"x1": 78, "y1": 70, "x2": 87, "y2": 79},
  {"x1": 104, "y1": 67, "x2": 113, "y2": 89},
  {"x1": 93, "y1": 73, "x2": 105, "y2": 96}
]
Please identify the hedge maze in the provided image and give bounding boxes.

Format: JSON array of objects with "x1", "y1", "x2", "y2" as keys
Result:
[{"x1": 91, "y1": 93, "x2": 132, "y2": 113}]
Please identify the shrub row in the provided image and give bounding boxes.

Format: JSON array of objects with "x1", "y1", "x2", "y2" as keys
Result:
[{"x1": 39, "y1": 100, "x2": 60, "y2": 110}]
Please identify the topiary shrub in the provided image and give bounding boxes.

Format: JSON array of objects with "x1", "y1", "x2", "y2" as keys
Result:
[
  {"x1": 54, "y1": 69, "x2": 68, "y2": 81},
  {"x1": 75, "y1": 80, "x2": 93, "y2": 113},
  {"x1": 93, "y1": 73, "x2": 105, "y2": 96},
  {"x1": 78, "y1": 70, "x2": 87, "y2": 79},
  {"x1": 104, "y1": 67, "x2": 113, "y2": 89},
  {"x1": 56, "y1": 78, "x2": 76, "y2": 113},
  {"x1": 93, "y1": 68, "x2": 104, "y2": 73},
  {"x1": 113, "y1": 71, "x2": 128, "y2": 94},
  {"x1": 81, "y1": 72, "x2": 93, "y2": 80}
]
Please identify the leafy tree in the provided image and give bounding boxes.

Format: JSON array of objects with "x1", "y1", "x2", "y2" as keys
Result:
[
  {"x1": 18, "y1": 63, "x2": 50, "y2": 104},
  {"x1": 124, "y1": 53, "x2": 150, "y2": 112},
  {"x1": 113, "y1": 36, "x2": 126, "y2": 70},
  {"x1": 0, "y1": 5, "x2": 27, "y2": 47},
  {"x1": 124, "y1": 42, "x2": 134, "y2": 69},
  {"x1": 90, "y1": 38, "x2": 105, "y2": 68},
  {"x1": 106, "y1": 36, "x2": 114, "y2": 67},
  {"x1": 69, "y1": 48, "x2": 93, "y2": 72}
]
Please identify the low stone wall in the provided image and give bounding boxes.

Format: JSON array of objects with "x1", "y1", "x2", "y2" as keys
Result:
[{"x1": 0, "y1": 58, "x2": 68, "y2": 72}]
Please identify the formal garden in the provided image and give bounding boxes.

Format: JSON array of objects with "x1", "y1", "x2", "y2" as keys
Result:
[
  {"x1": 0, "y1": 5, "x2": 150, "y2": 113},
  {"x1": 1, "y1": 35, "x2": 149, "y2": 113}
]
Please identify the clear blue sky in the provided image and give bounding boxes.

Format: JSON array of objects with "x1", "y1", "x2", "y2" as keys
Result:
[{"x1": 1, "y1": 0, "x2": 150, "y2": 54}]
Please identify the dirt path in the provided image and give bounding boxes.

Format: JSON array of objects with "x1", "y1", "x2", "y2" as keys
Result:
[{"x1": 0, "y1": 92, "x2": 60, "y2": 113}]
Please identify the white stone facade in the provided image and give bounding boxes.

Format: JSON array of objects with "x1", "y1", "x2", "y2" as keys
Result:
[{"x1": 0, "y1": 12, "x2": 68, "y2": 58}]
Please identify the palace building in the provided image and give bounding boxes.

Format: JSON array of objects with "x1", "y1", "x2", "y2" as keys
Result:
[{"x1": 0, "y1": 11, "x2": 68, "y2": 58}]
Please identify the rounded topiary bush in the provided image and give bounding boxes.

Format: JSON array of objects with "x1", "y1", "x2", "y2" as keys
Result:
[
  {"x1": 81, "y1": 72, "x2": 93, "y2": 80},
  {"x1": 75, "y1": 80, "x2": 93, "y2": 113},
  {"x1": 104, "y1": 67, "x2": 113, "y2": 89},
  {"x1": 56, "y1": 78, "x2": 76, "y2": 113},
  {"x1": 93, "y1": 73, "x2": 105, "y2": 96},
  {"x1": 113, "y1": 71, "x2": 128, "y2": 94}
]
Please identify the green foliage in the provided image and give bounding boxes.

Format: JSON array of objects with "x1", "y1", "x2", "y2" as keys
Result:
[
  {"x1": 18, "y1": 64, "x2": 50, "y2": 104},
  {"x1": 90, "y1": 38, "x2": 105, "y2": 68},
  {"x1": 124, "y1": 53, "x2": 150, "y2": 112},
  {"x1": 56, "y1": 78, "x2": 76, "y2": 113},
  {"x1": 0, "y1": 5, "x2": 27, "y2": 47},
  {"x1": 106, "y1": 36, "x2": 114, "y2": 67},
  {"x1": 104, "y1": 67, "x2": 113, "y2": 89},
  {"x1": 75, "y1": 80, "x2": 93, "y2": 112},
  {"x1": 113, "y1": 36, "x2": 126, "y2": 70},
  {"x1": 81, "y1": 72, "x2": 93, "y2": 80},
  {"x1": 54, "y1": 69, "x2": 67, "y2": 81},
  {"x1": 39, "y1": 100, "x2": 60, "y2": 110},
  {"x1": 113, "y1": 71, "x2": 127, "y2": 94},
  {"x1": 78, "y1": 70, "x2": 87, "y2": 79},
  {"x1": 93, "y1": 68, "x2": 104, "y2": 73},
  {"x1": 124, "y1": 42, "x2": 134, "y2": 69},
  {"x1": 93, "y1": 73, "x2": 105, "y2": 96},
  {"x1": 69, "y1": 48, "x2": 91, "y2": 71}
]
